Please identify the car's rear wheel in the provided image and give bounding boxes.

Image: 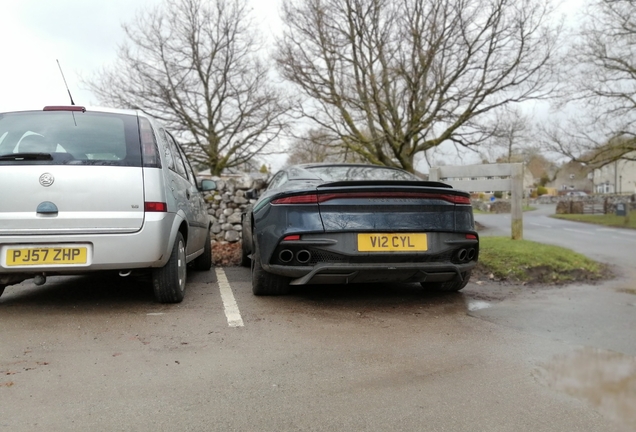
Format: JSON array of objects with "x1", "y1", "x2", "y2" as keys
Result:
[
  {"x1": 192, "y1": 230, "x2": 212, "y2": 271},
  {"x1": 421, "y1": 270, "x2": 472, "y2": 293},
  {"x1": 252, "y1": 249, "x2": 290, "y2": 296},
  {"x1": 153, "y1": 232, "x2": 187, "y2": 303}
]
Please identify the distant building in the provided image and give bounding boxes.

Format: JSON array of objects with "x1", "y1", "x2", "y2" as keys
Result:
[
  {"x1": 550, "y1": 161, "x2": 594, "y2": 194},
  {"x1": 592, "y1": 155, "x2": 636, "y2": 194}
]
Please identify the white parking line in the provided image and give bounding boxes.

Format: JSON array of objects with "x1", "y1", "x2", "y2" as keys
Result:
[{"x1": 215, "y1": 268, "x2": 244, "y2": 328}]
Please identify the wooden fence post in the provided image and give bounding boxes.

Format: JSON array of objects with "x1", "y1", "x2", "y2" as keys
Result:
[{"x1": 511, "y1": 164, "x2": 523, "y2": 240}]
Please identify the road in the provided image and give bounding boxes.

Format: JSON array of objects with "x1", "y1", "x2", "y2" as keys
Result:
[
  {"x1": 472, "y1": 205, "x2": 636, "y2": 354},
  {"x1": 476, "y1": 204, "x2": 636, "y2": 274},
  {"x1": 0, "y1": 206, "x2": 635, "y2": 431}
]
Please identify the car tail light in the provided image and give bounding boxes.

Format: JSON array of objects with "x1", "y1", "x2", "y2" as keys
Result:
[
  {"x1": 282, "y1": 235, "x2": 301, "y2": 241},
  {"x1": 272, "y1": 195, "x2": 319, "y2": 204},
  {"x1": 43, "y1": 106, "x2": 86, "y2": 112},
  {"x1": 465, "y1": 234, "x2": 478, "y2": 240},
  {"x1": 145, "y1": 202, "x2": 167, "y2": 212},
  {"x1": 139, "y1": 117, "x2": 162, "y2": 168},
  {"x1": 271, "y1": 192, "x2": 471, "y2": 205}
]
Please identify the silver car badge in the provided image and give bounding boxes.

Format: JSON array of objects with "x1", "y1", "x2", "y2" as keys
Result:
[{"x1": 39, "y1": 173, "x2": 55, "y2": 187}]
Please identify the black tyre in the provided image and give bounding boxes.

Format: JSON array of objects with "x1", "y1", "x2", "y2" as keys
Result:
[
  {"x1": 421, "y1": 270, "x2": 472, "y2": 293},
  {"x1": 152, "y1": 232, "x2": 187, "y2": 303},
  {"x1": 240, "y1": 239, "x2": 251, "y2": 267},
  {"x1": 0, "y1": 285, "x2": 5, "y2": 299},
  {"x1": 192, "y1": 230, "x2": 212, "y2": 271},
  {"x1": 252, "y1": 249, "x2": 290, "y2": 296}
]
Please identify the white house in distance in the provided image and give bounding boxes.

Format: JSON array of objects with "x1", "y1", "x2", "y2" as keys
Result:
[{"x1": 592, "y1": 154, "x2": 636, "y2": 194}]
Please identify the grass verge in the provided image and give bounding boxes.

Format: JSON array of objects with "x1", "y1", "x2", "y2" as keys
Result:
[
  {"x1": 551, "y1": 211, "x2": 636, "y2": 230},
  {"x1": 476, "y1": 236, "x2": 610, "y2": 284}
]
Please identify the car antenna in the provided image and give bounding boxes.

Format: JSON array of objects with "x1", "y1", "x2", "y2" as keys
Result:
[{"x1": 56, "y1": 59, "x2": 75, "y2": 106}]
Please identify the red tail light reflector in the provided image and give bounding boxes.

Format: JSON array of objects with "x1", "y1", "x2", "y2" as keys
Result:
[
  {"x1": 145, "y1": 202, "x2": 167, "y2": 212},
  {"x1": 283, "y1": 235, "x2": 301, "y2": 241},
  {"x1": 271, "y1": 192, "x2": 471, "y2": 205},
  {"x1": 465, "y1": 234, "x2": 478, "y2": 240}
]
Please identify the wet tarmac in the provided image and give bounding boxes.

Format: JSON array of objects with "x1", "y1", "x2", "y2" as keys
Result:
[{"x1": 535, "y1": 347, "x2": 636, "y2": 430}]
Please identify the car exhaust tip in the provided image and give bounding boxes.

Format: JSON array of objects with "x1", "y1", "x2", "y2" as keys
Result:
[
  {"x1": 296, "y1": 250, "x2": 312, "y2": 264},
  {"x1": 457, "y1": 249, "x2": 468, "y2": 262},
  {"x1": 279, "y1": 249, "x2": 294, "y2": 263},
  {"x1": 467, "y1": 248, "x2": 476, "y2": 261},
  {"x1": 119, "y1": 270, "x2": 132, "y2": 277}
]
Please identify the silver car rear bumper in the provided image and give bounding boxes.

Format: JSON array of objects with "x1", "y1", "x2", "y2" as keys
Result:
[{"x1": 0, "y1": 212, "x2": 179, "y2": 275}]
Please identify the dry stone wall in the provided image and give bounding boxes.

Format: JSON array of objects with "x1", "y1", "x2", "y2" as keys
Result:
[
  {"x1": 201, "y1": 175, "x2": 268, "y2": 243},
  {"x1": 474, "y1": 194, "x2": 636, "y2": 215}
]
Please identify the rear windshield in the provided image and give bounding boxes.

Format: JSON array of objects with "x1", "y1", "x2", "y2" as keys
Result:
[
  {"x1": 305, "y1": 165, "x2": 418, "y2": 181},
  {"x1": 0, "y1": 110, "x2": 142, "y2": 166}
]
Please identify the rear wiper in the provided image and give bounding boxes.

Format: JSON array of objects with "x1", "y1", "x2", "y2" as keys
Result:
[{"x1": 0, "y1": 152, "x2": 53, "y2": 161}]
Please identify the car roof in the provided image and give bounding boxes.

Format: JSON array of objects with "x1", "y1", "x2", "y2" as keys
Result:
[{"x1": 0, "y1": 106, "x2": 147, "y2": 118}]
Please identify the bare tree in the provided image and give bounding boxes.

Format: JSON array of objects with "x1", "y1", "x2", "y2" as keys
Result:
[
  {"x1": 285, "y1": 128, "x2": 365, "y2": 165},
  {"x1": 275, "y1": 0, "x2": 561, "y2": 173},
  {"x1": 490, "y1": 108, "x2": 533, "y2": 163},
  {"x1": 544, "y1": 0, "x2": 636, "y2": 168},
  {"x1": 85, "y1": 0, "x2": 290, "y2": 175}
]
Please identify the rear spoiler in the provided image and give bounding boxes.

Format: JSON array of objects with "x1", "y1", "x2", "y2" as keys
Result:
[{"x1": 316, "y1": 180, "x2": 453, "y2": 189}]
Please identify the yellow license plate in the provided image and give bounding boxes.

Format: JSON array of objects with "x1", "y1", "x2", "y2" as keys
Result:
[
  {"x1": 357, "y1": 233, "x2": 427, "y2": 252},
  {"x1": 6, "y1": 247, "x2": 88, "y2": 266}
]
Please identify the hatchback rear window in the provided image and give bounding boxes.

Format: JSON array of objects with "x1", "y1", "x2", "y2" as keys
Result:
[{"x1": 0, "y1": 110, "x2": 142, "y2": 166}]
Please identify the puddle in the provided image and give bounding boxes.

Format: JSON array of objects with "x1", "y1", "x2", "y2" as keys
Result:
[
  {"x1": 534, "y1": 348, "x2": 636, "y2": 429},
  {"x1": 467, "y1": 300, "x2": 491, "y2": 311}
]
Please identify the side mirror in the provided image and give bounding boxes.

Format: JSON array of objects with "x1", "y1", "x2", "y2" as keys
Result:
[
  {"x1": 245, "y1": 189, "x2": 258, "y2": 200},
  {"x1": 200, "y1": 179, "x2": 217, "y2": 191}
]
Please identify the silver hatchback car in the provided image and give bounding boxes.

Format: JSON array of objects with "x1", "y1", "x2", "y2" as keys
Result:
[{"x1": 0, "y1": 106, "x2": 215, "y2": 303}]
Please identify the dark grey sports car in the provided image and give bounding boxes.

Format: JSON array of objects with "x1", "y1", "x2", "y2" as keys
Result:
[{"x1": 241, "y1": 163, "x2": 478, "y2": 295}]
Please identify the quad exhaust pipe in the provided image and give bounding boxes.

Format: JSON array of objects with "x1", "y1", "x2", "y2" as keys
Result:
[
  {"x1": 279, "y1": 249, "x2": 294, "y2": 263},
  {"x1": 278, "y1": 249, "x2": 312, "y2": 264},
  {"x1": 467, "y1": 248, "x2": 476, "y2": 261},
  {"x1": 457, "y1": 249, "x2": 468, "y2": 262},
  {"x1": 456, "y1": 248, "x2": 477, "y2": 263},
  {"x1": 296, "y1": 250, "x2": 311, "y2": 264}
]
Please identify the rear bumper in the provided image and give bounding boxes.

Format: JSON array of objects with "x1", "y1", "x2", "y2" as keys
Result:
[
  {"x1": 0, "y1": 213, "x2": 178, "y2": 277},
  {"x1": 266, "y1": 261, "x2": 477, "y2": 285}
]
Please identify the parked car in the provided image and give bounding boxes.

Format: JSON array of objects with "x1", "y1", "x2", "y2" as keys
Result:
[
  {"x1": 241, "y1": 163, "x2": 478, "y2": 295},
  {"x1": 0, "y1": 106, "x2": 215, "y2": 303},
  {"x1": 565, "y1": 191, "x2": 588, "y2": 197}
]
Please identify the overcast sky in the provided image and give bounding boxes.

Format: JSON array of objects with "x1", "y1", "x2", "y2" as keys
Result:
[
  {"x1": 0, "y1": 0, "x2": 281, "y2": 113},
  {"x1": 1, "y1": 0, "x2": 585, "y2": 171}
]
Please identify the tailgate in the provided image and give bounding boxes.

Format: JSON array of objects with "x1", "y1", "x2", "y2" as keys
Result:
[{"x1": 0, "y1": 165, "x2": 145, "y2": 235}]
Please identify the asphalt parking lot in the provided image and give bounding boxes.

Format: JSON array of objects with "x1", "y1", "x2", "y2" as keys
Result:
[{"x1": 1, "y1": 264, "x2": 634, "y2": 432}]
